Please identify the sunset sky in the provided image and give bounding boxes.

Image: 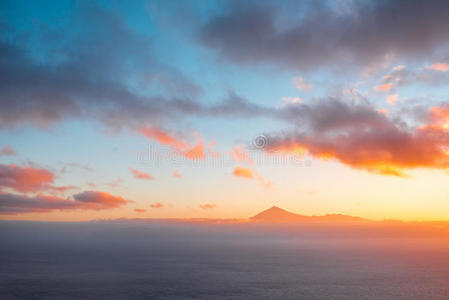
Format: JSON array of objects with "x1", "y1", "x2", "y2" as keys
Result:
[{"x1": 2, "y1": 0, "x2": 449, "y2": 221}]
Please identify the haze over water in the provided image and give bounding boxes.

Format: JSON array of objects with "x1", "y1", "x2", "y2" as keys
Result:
[{"x1": 2, "y1": 220, "x2": 449, "y2": 300}]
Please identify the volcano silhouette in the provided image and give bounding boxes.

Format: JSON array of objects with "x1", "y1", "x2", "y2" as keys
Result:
[{"x1": 251, "y1": 206, "x2": 365, "y2": 222}]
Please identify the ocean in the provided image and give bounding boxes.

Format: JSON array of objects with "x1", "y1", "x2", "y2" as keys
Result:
[{"x1": 1, "y1": 221, "x2": 449, "y2": 299}]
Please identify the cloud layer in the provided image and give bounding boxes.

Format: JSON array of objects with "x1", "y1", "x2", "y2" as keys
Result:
[
  {"x1": 0, "y1": 191, "x2": 130, "y2": 215},
  {"x1": 199, "y1": 0, "x2": 449, "y2": 70},
  {"x1": 265, "y1": 99, "x2": 449, "y2": 176}
]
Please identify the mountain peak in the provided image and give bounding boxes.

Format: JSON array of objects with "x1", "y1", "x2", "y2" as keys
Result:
[
  {"x1": 251, "y1": 206, "x2": 306, "y2": 222},
  {"x1": 251, "y1": 206, "x2": 365, "y2": 223}
]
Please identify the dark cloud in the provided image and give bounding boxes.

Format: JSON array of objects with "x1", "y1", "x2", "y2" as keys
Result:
[
  {"x1": 206, "y1": 93, "x2": 273, "y2": 117},
  {"x1": 199, "y1": 0, "x2": 449, "y2": 70},
  {"x1": 0, "y1": 190, "x2": 130, "y2": 214},
  {"x1": 0, "y1": 3, "x2": 202, "y2": 130}
]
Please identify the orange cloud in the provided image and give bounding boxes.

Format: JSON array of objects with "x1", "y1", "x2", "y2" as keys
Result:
[
  {"x1": 200, "y1": 204, "x2": 216, "y2": 210},
  {"x1": 182, "y1": 133, "x2": 205, "y2": 160},
  {"x1": 134, "y1": 208, "x2": 147, "y2": 213},
  {"x1": 233, "y1": 166, "x2": 272, "y2": 187},
  {"x1": 387, "y1": 94, "x2": 399, "y2": 105},
  {"x1": 129, "y1": 167, "x2": 154, "y2": 180},
  {"x1": 139, "y1": 127, "x2": 187, "y2": 150},
  {"x1": 139, "y1": 127, "x2": 208, "y2": 160},
  {"x1": 173, "y1": 170, "x2": 182, "y2": 178},
  {"x1": 376, "y1": 83, "x2": 393, "y2": 92},
  {"x1": 233, "y1": 166, "x2": 254, "y2": 178},
  {"x1": 150, "y1": 202, "x2": 164, "y2": 208},
  {"x1": 265, "y1": 102, "x2": 449, "y2": 177},
  {"x1": 0, "y1": 190, "x2": 131, "y2": 214},
  {"x1": 429, "y1": 62, "x2": 449, "y2": 72}
]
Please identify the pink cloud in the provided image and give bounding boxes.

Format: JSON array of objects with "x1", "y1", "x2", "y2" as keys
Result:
[
  {"x1": 173, "y1": 170, "x2": 182, "y2": 178},
  {"x1": 150, "y1": 202, "x2": 164, "y2": 208},
  {"x1": 387, "y1": 94, "x2": 399, "y2": 105},
  {"x1": 106, "y1": 178, "x2": 123, "y2": 188},
  {"x1": 129, "y1": 167, "x2": 154, "y2": 180},
  {"x1": 429, "y1": 62, "x2": 449, "y2": 72},
  {"x1": 134, "y1": 208, "x2": 147, "y2": 213},
  {"x1": 376, "y1": 83, "x2": 393, "y2": 92},
  {"x1": 0, "y1": 163, "x2": 77, "y2": 194},
  {"x1": 139, "y1": 127, "x2": 208, "y2": 160},
  {"x1": 0, "y1": 146, "x2": 15, "y2": 156}
]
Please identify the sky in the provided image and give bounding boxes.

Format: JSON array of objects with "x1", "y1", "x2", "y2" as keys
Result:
[{"x1": 2, "y1": 0, "x2": 449, "y2": 221}]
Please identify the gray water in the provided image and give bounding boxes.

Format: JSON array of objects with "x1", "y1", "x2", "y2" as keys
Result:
[{"x1": 1, "y1": 221, "x2": 449, "y2": 299}]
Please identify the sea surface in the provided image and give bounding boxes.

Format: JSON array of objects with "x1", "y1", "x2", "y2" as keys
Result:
[{"x1": 1, "y1": 221, "x2": 449, "y2": 299}]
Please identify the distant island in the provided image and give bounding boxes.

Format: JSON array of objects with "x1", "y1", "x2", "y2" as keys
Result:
[{"x1": 250, "y1": 206, "x2": 366, "y2": 223}]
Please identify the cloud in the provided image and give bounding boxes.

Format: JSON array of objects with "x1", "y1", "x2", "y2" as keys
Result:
[
  {"x1": 292, "y1": 77, "x2": 313, "y2": 91},
  {"x1": 233, "y1": 166, "x2": 271, "y2": 187},
  {"x1": 199, "y1": 0, "x2": 449, "y2": 71},
  {"x1": 0, "y1": 190, "x2": 130, "y2": 215},
  {"x1": 106, "y1": 178, "x2": 123, "y2": 188},
  {"x1": 264, "y1": 99, "x2": 449, "y2": 176},
  {"x1": 72, "y1": 191, "x2": 131, "y2": 210},
  {"x1": 233, "y1": 166, "x2": 254, "y2": 179},
  {"x1": 61, "y1": 162, "x2": 92, "y2": 174},
  {"x1": 129, "y1": 168, "x2": 154, "y2": 180},
  {"x1": 199, "y1": 204, "x2": 216, "y2": 210},
  {"x1": 173, "y1": 170, "x2": 182, "y2": 178},
  {"x1": 387, "y1": 94, "x2": 399, "y2": 105},
  {"x1": 376, "y1": 83, "x2": 393, "y2": 92},
  {"x1": 139, "y1": 127, "x2": 210, "y2": 160},
  {"x1": 150, "y1": 202, "x2": 164, "y2": 209},
  {"x1": 0, "y1": 163, "x2": 77, "y2": 194},
  {"x1": 377, "y1": 63, "x2": 449, "y2": 90},
  {"x1": 429, "y1": 62, "x2": 449, "y2": 72},
  {"x1": 134, "y1": 208, "x2": 147, "y2": 213},
  {"x1": 0, "y1": 145, "x2": 15, "y2": 156},
  {"x1": 0, "y1": 3, "x2": 202, "y2": 130},
  {"x1": 228, "y1": 146, "x2": 253, "y2": 165},
  {"x1": 281, "y1": 97, "x2": 302, "y2": 105}
]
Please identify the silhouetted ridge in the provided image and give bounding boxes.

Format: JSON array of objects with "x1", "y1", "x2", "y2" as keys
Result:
[{"x1": 251, "y1": 206, "x2": 365, "y2": 222}]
